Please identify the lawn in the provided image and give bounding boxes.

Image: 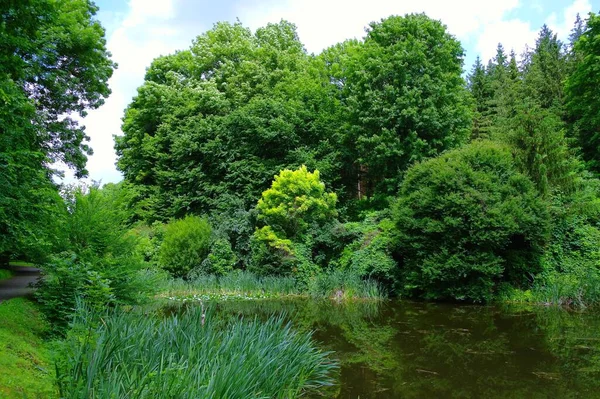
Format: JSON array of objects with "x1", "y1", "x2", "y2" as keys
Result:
[{"x1": 0, "y1": 298, "x2": 57, "y2": 398}]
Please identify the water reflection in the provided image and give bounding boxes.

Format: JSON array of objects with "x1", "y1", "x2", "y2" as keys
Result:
[{"x1": 180, "y1": 300, "x2": 600, "y2": 398}]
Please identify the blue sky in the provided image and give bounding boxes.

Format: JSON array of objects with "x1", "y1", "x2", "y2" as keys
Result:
[{"x1": 71, "y1": 0, "x2": 600, "y2": 185}]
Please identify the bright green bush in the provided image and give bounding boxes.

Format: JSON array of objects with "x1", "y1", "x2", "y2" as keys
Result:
[
  {"x1": 252, "y1": 166, "x2": 338, "y2": 279},
  {"x1": 394, "y1": 141, "x2": 549, "y2": 302},
  {"x1": 257, "y1": 165, "x2": 337, "y2": 239},
  {"x1": 159, "y1": 215, "x2": 212, "y2": 277}
]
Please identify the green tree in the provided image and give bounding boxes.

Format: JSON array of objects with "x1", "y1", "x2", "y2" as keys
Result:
[
  {"x1": 522, "y1": 25, "x2": 567, "y2": 114},
  {"x1": 467, "y1": 56, "x2": 493, "y2": 138},
  {"x1": 252, "y1": 166, "x2": 337, "y2": 278},
  {"x1": 1, "y1": 0, "x2": 115, "y2": 175},
  {"x1": 115, "y1": 21, "x2": 344, "y2": 220},
  {"x1": 256, "y1": 166, "x2": 337, "y2": 238},
  {"x1": 565, "y1": 13, "x2": 600, "y2": 171},
  {"x1": 341, "y1": 14, "x2": 472, "y2": 197},
  {"x1": 394, "y1": 141, "x2": 549, "y2": 302},
  {"x1": 0, "y1": 0, "x2": 115, "y2": 263}
]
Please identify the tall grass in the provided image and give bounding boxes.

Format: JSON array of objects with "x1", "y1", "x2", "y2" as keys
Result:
[
  {"x1": 56, "y1": 304, "x2": 337, "y2": 398},
  {"x1": 306, "y1": 269, "x2": 383, "y2": 300},
  {"x1": 161, "y1": 270, "x2": 384, "y2": 301},
  {"x1": 162, "y1": 270, "x2": 300, "y2": 299}
]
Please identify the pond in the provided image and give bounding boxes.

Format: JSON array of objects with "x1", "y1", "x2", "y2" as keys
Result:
[{"x1": 181, "y1": 299, "x2": 600, "y2": 398}]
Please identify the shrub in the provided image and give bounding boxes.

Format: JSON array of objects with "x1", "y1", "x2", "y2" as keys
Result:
[
  {"x1": 335, "y1": 212, "x2": 398, "y2": 289},
  {"x1": 158, "y1": 215, "x2": 212, "y2": 277},
  {"x1": 252, "y1": 166, "x2": 338, "y2": 279},
  {"x1": 394, "y1": 141, "x2": 549, "y2": 302},
  {"x1": 35, "y1": 186, "x2": 155, "y2": 329},
  {"x1": 256, "y1": 165, "x2": 337, "y2": 239}
]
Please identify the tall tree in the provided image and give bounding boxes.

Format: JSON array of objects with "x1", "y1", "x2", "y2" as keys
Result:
[
  {"x1": 341, "y1": 14, "x2": 472, "y2": 198},
  {"x1": 522, "y1": 25, "x2": 567, "y2": 113},
  {"x1": 0, "y1": 0, "x2": 115, "y2": 263},
  {"x1": 467, "y1": 56, "x2": 493, "y2": 138},
  {"x1": 115, "y1": 21, "x2": 345, "y2": 220},
  {"x1": 566, "y1": 13, "x2": 600, "y2": 171}
]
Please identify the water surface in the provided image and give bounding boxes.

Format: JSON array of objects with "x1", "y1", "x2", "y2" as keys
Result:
[{"x1": 189, "y1": 300, "x2": 600, "y2": 398}]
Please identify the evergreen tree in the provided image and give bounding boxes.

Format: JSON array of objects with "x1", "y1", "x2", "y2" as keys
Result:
[
  {"x1": 566, "y1": 13, "x2": 600, "y2": 171},
  {"x1": 467, "y1": 56, "x2": 493, "y2": 138}
]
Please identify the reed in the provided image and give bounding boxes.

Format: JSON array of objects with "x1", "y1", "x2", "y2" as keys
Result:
[
  {"x1": 56, "y1": 304, "x2": 337, "y2": 398},
  {"x1": 161, "y1": 270, "x2": 384, "y2": 302}
]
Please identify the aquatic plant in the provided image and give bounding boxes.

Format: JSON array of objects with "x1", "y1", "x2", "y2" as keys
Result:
[{"x1": 56, "y1": 304, "x2": 337, "y2": 398}]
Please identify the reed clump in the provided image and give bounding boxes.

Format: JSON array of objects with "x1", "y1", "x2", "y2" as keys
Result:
[{"x1": 56, "y1": 304, "x2": 337, "y2": 399}]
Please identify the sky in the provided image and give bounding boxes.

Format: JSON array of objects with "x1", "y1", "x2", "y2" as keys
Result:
[{"x1": 64, "y1": 0, "x2": 600, "y2": 185}]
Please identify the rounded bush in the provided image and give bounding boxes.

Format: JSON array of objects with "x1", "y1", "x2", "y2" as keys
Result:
[
  {"x1": 158, "y1": 216, "x2": 212, "y2": 277},
  {"x1": 394, "y1": 141, "x2": 549, "y2": 302}
]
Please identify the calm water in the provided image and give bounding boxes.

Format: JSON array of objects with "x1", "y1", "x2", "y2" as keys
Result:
[{"x1": 187, "y1": 300, "x2": 600, "y2": 398}]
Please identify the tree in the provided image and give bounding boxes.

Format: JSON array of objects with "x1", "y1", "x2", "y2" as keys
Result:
[
  {"x1": 467, "y1": 56, "x2": 493, "y2": 138},
  {"x1": 256, "y1": 166, "x2": 337, "y2": 239},
  {"x1": 522, "y1": 25, "x2": 567, "y2": 114},
  {"x1": 394, "y1": 141, "x2": 549, "y2": 302},
  {"x1": 115, "y1": 21, "x2": 345, "y2": 220},
  {"x1": 0, "y1": 0, "x2": 115, "y2": 263},
  {"x1": 252, "y1": 166, "x2": 338, "y2": 277},
  {"x1": 158, "y1": 216, "x2": 212, "y2": 278},
  {"x1": 1, "y1": 0, "x2": 115, "y2": 175},
  {"x1": 565, "y1": 13, "x2": 600, "y2": 171},
  {"x1": 508, "y1": 102, "x2": 581, "y2": 196},
  {"x1": 341, "y1": 14, "x2": 472, "y2": 197}
]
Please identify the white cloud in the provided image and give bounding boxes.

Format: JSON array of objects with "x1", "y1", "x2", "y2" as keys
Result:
[
  {"x1": 475, "y1": 19, "x2": 537, "y2": 62},
  {"x1": 63, "y1": 0, "x2": 195, "y2": 185},
  {"x1": 236, "y1": 0, "x2": 521, "y2": 54},
  {"x1": 546, "y1": 0, "x2": 592, "y2": 41}
]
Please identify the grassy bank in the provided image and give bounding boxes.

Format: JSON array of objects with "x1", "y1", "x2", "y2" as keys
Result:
[
  {"x1": 0, "y1": 298, "x2": 57, "y2": 398},
  {"x1": 499, "y1": 270, "x2": 600, "y2": 309},
  {"x1": 0, "y1": 269, "x2": 12, "y2": 280},
  {"x1": 57, "y1": 305, "x2": 337, "y2": 398},
  {"x1": 159, "y1": 270, "x2": 383, "y2": 302}
]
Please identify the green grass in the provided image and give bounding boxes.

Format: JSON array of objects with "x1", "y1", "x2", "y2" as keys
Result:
[
  {"x1": 0, "y1": 269, "x2": 12, "y2": 280},
  {"x1": 0, "y1": 298, "x2": 57, "y2": 398},
  {"x1": 160, "y1": 270, "x2": 384, "y2": 302},
  {"x1": 57, "y1": 304, "x2": 338, "y2": 398},
  {"x1": 8, "y1": 261, "x2": 35, "y2": 267},
  {"x1": 499, "y1": 269, "x2": 600, "y2": 309}
]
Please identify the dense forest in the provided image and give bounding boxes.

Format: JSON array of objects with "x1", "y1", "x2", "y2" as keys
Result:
[
  {"x1": 3, "y1": 2, "x2": 600, "y2": 315},
  {"x1": 4, "y1": 1, "x2": 600, "y2": 396}
]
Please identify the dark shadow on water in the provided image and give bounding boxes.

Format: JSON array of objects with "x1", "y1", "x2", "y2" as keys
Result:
[{"x1": 171, "y1": 299, "x2": 600, "y2": 399}]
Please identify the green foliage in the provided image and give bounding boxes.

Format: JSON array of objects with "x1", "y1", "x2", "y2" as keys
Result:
[
  {"x1": 56, "y1": 304, "x2": 337, "y2": 398},
  {"x1": 341, "y1": 14, "x2": 472, "y2": 196},
  {"x1": 158, "y1": 215, "x2": 212, "y2": 277},
  {"x1": 507, "y1": 102, "x2": 581, "y2": 196},
  {"x1": 306, "y1": 269, "x2": 383, "y2": 300},
  {"x1": 257, "y1": 166, "x2": 337, "y2": 238},
  {"x1": 335, "y1": 213, "x2": 398, "y2": 288},
  {"x1": 194, "y1": 236, "x2": 237, "y2": 277},
  {"x1": 1, "y1": 0, "x2": 115, "y2": 175},
  {"x1": 526, "y1": 180, "x2": 600, "y2": 307},
  {"x1": 115, "y1": 20, "x2": 345, "y2": 219},
  {"x1": 566, "y1": 13, "x2": 600, "y2": 171},
  {"x1": 394, "y1": 141, "x2": 549, "y2": 302},
  {"x1": 35, "y1": 186, "x2": 156, "y2": 329},
  {"x1": 252, "y1": 166, "x2": 337, "y2": 279}
]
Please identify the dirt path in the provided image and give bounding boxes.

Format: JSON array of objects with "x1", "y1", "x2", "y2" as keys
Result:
[{"x1": 0, "y1": 266, "x2": 41, "y2": 303}]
